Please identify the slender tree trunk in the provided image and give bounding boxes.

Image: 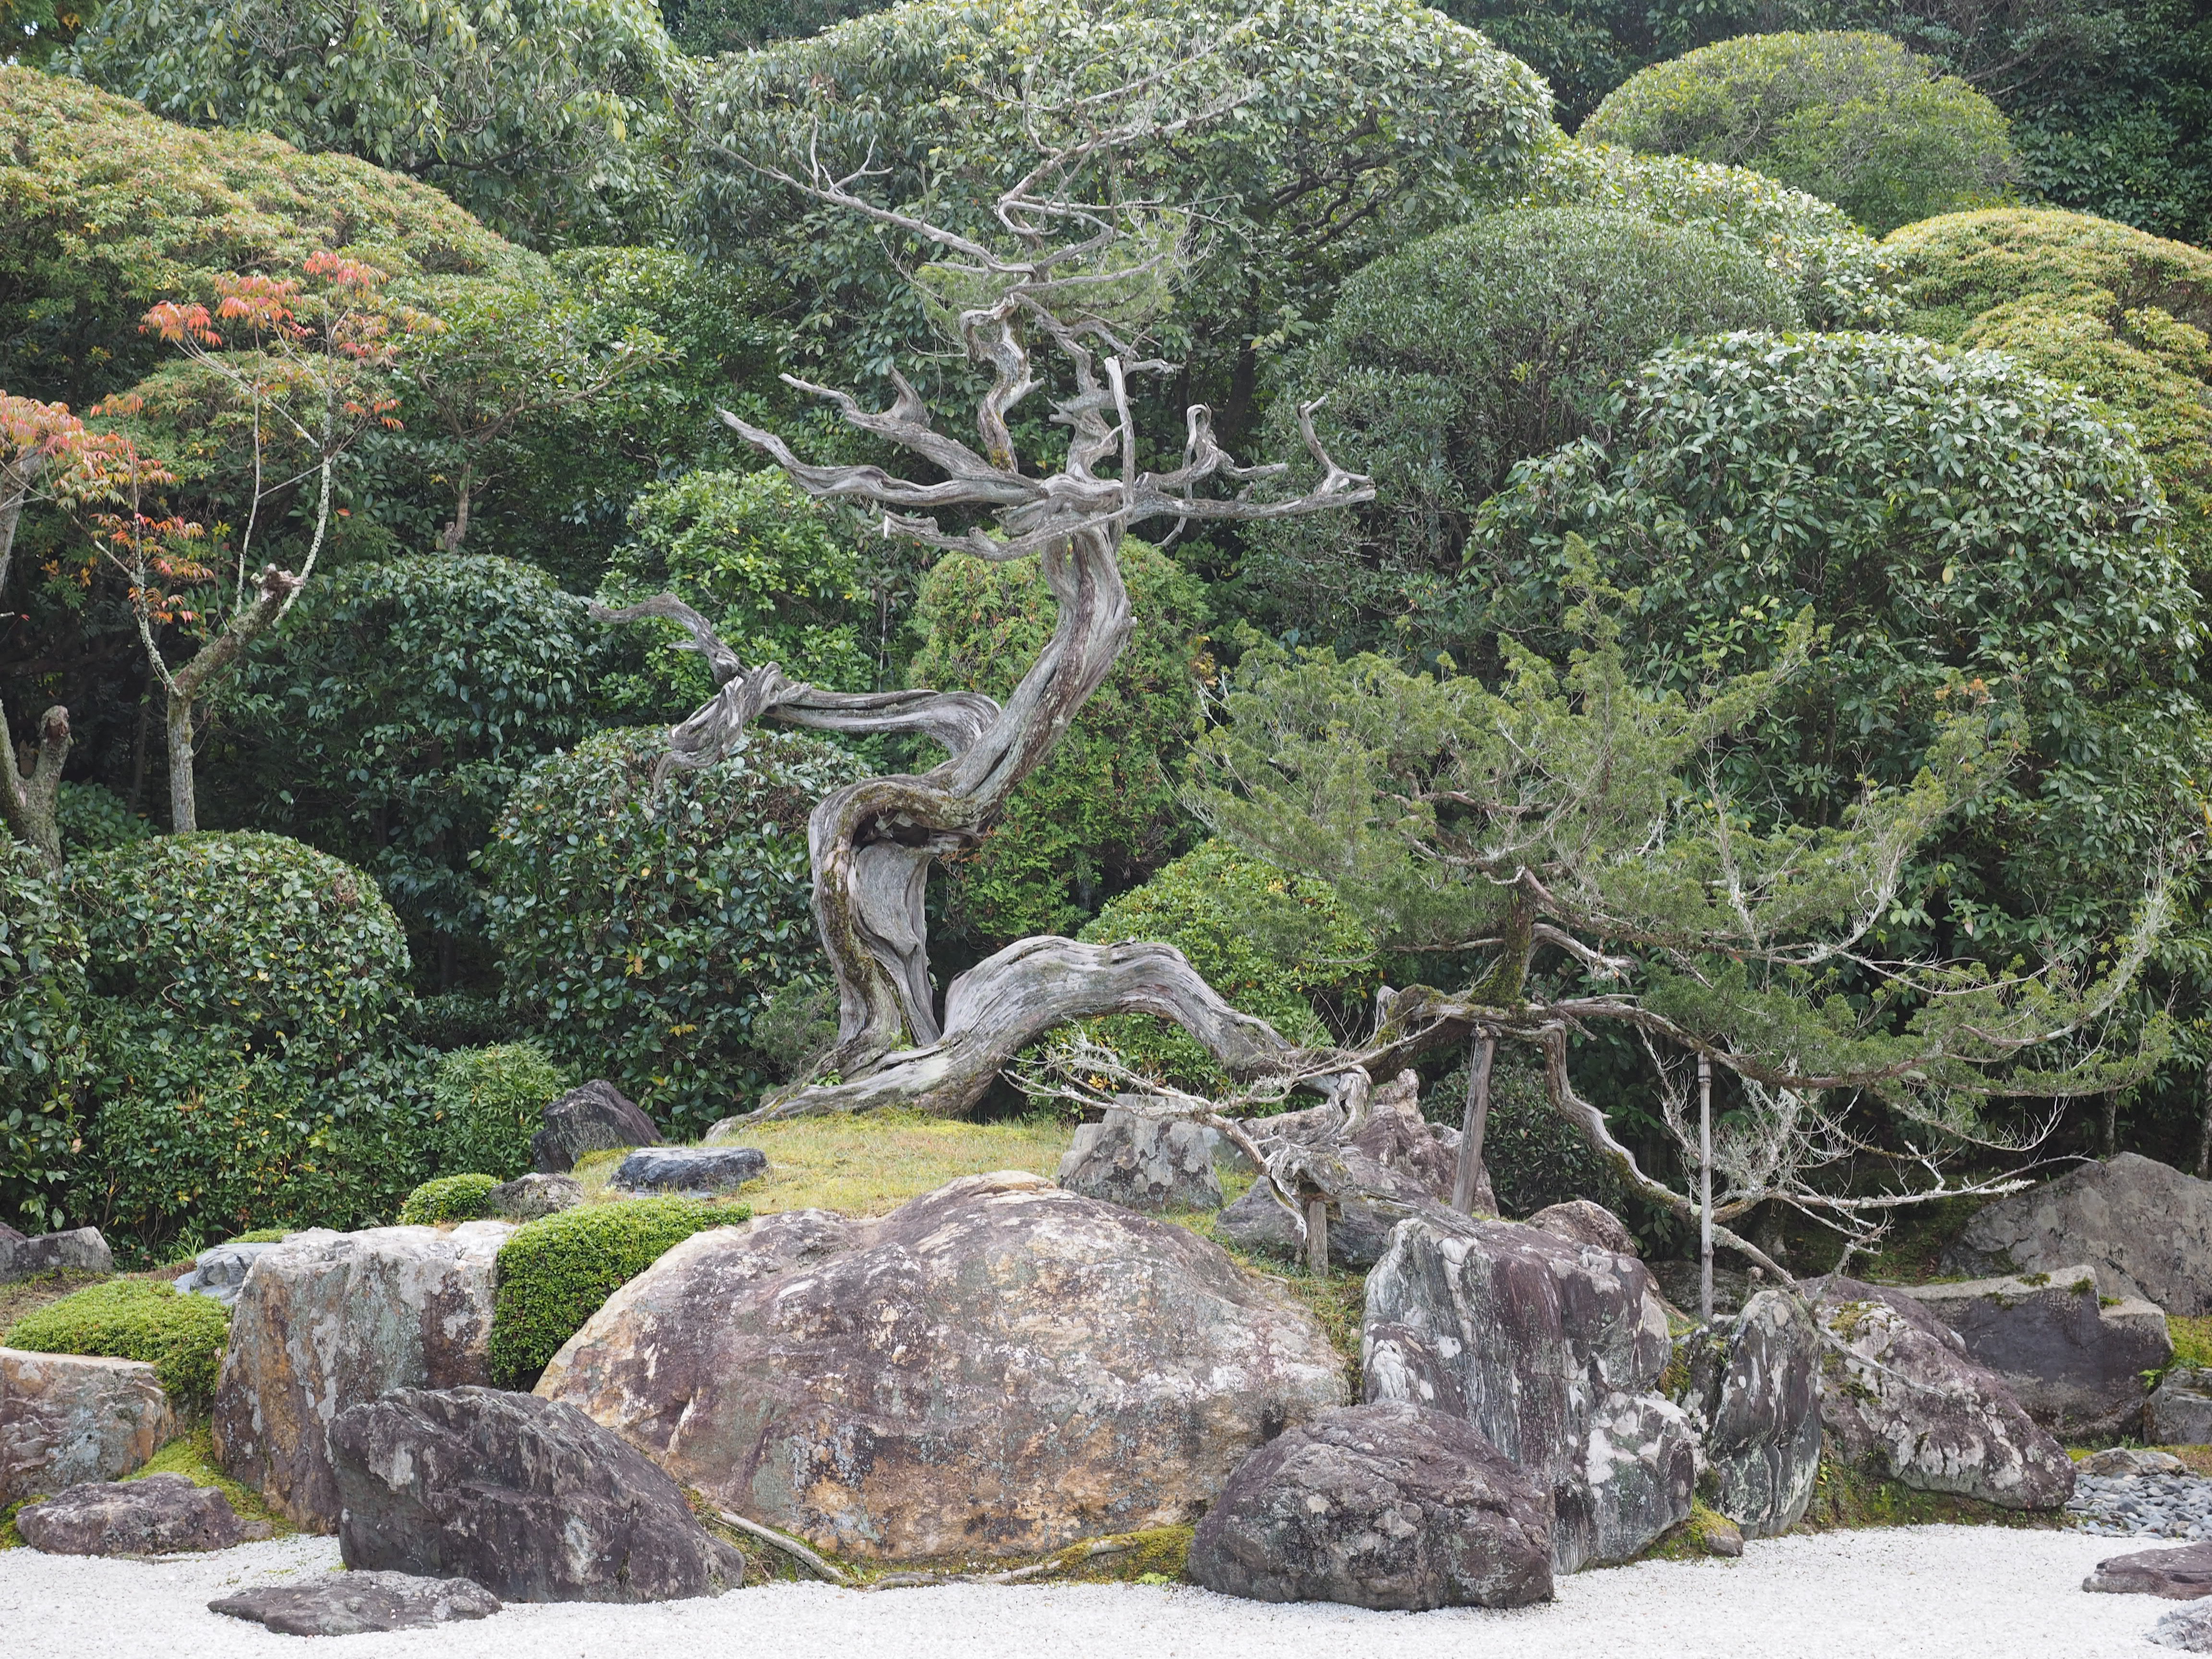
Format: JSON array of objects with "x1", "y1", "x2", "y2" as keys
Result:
[
  {"x1": 166, "y1": 696, "x2": 198, "y2": 834},
  {"x1": 157, "y1": 564, "x2": 303, "y2": 835}
]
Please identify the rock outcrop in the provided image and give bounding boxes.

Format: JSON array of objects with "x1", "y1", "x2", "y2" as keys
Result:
[
  {"x1": 2153, "y1": 1370, "x2": 2212, "y2": 1446},
  {"x1": 15, "y1": 1474, "x2": 245, "y2": 1554},
  {"x1": 1362, "y1": 1211, "x2": 1695, "y2": 1572},
  {"x1": 1057, "y1": 1106, "x2": 1224, "y2": 1213},
  {"x1": 210, "y1": 1573, "x2": 501, "y2": 1635},
  {"x1": 1677, "y1": 1289, "x2": 1822, "y2": 1538},
  {"x1": 531, "y1": 1081, "x2": 662, "y2": 1174},
  {"x1": 1898, "y1": 1264, "x2": 2170, "y2": 1440},
  {"x1": 331, "y1": 1387, "x2": 746, "y2": 1601},
  {"x1": 1188, "y1": 1401, "x2": 1553, "y2": 1610},
  {"x1": 212, "y1": 1222, "x2": 511, "y2": 1531},
  {"x1": 611, "y1": 1145, "x2": 766, "y2": 1197},
  {"x1": 0, "y1": 1227, "x2": 113, "y2": 1284},
  {"x1": 2084, "y1": 1540, "x2": 2212, "y2": 1598},
  {"x1": 1527, "y1": 1201, "x2": 1638, "y2": 1256},
  {"x1": 487, "y1": 1173, "x2": 584, "y2": 1221},
  {"x1": 0, "y1": 1347, "x2": 173, "y2": 1503},
  {"x1": 174, "y1": 1241, "x2": 282, "y2": 1306},
  {"x1": 1810, "y1": 1275, "x2": 2075, "y2": 1509},
  {"x1": 539, "y1": 1172, "x2": 1348, "y2": 1562},
  {"x1": 1944, "y1": 1154, "x2": 2212, "y2": 1314}
]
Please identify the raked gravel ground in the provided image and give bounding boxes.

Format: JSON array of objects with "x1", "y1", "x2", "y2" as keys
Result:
[{"x1": 0, "y1": 1525, "x2": 2200, "y2": 1659}]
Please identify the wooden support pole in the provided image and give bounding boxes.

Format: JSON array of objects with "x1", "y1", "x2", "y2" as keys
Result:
[
  {"x1": 1453, "y1": 1032, "x2": 1494, "y2": 1215},
  {"x1": 1699, "y1": 1052, "x2": 1714, "y2": 1325}
]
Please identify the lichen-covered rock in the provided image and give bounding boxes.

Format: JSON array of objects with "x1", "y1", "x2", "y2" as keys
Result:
[
  {"x1": 210, "y1": 1572, "x2": 501, "y2": 1635},
  {"x1": 1362, "y1": 1211, "x2": 1695, "y2": 1572},
  {"x1": 612, "y1": 1145, "x2": 767, "y2": 1197},
  {"x1": 531, "y1": 1081, "x2": 662, "y2": 1174},
  {"x1": 487, "y1": 1173, "x2": 584, "y2": 1221},
  {"x1": 1057, "y1": 1106, "x2": 1224, "y2": 1212},
  {"x1": 2085, "y1": 1540, "x2": 2212, "y2": 1598},
  {"x1": 1945, "y1": 1154, "x2": 2212, "y2": 1314},
  {"x1": 539, "y1": 1171, "x2": 1348, "y2": 1562},
  {"x1": 0, "y1": 1227, "x2": 113, "y2": 1284},
  {"x1": 174, "y1": 1240, "x2": 283, "y2": 1306},
  {"x1": 1810, "y1": 1275, "x2": 2075, "y2": 1510},
  {"x1": 1678, "y1": 1289, "x2": 1821, "y2": 1538},
  {"x1": 2152, "y1": 1370, "x2": 2212, "y2": 1446},
  {"x1": 1899, "y1": 1265, "x2": 2169, "y2": 1440},
  {"x1": 1528, "y1": 1201, "x2": 1638, "y2": 1256},
  {"x1": 0, "y1": 1347, "x2": 173, "y2": 1503},
  {"x1": 330, "y1": 1387, "x2": 746, "y2": 1601},
  {"x1": 1188, "y1": 1401, "x2": 1552, "y2": 1609},
  {"x1": 15, "y1": 1473, "x2": 244, "y2": 1554},
  {"x1": 212, "y1": 1222, "x2": 511, "y2": 1532}
]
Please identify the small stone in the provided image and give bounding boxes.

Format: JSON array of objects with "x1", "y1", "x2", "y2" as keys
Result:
[
  {"x1": 210, "y1": 1572, "x2": 501, "y2": 1635},
  {"x1": 2085, "y1": 1541, "x2": 2212, "y2": 1597},
  {"x1": 16, "y1": 1473, "x2": 243, "y2": 1555},
  {"x1": 1057, "y1": 1105, "x2": 1224, "y2": 1213},
  {"x1": 612, "y1": 1145, "x2": 767, "y2": 1198},
  {"x1": 531, "y1": 1081, "x2": 663, "y2": 1174},
  {"x1": 174, "y1": 1241, "x2": 282, "y2": 1306},
  {"x1": 1698, "y1": 1513, "x2": 1746, "y2": 1557},
  {"x1": 0, "y1": 1227, "x2": 113, "y2": 1284},
  {"x1": 2084, "y1": 1448, "x2": 2191, "y2": 1479},
  {"x1": 487, "y1": 1173, "x2": 584, "y2": 1221}
]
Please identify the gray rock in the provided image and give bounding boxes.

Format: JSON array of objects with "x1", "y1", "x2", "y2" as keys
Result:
[
  {"x1": 0, "y1": 1222, "x2": 21, "y2": 1245},
  {"x1": 174, "y1": 1241, "x2": 281, "y2": 1306},
  {"x1": 212, "y1": 1221, "x2": 512, "y2": 1532},
  {"x1": 0, "y1": 1347, "x2": 173, "y2": 1503},
  {"x1": 1649, "y1": 1259, "x2": 1754, "y2": 1317},
  {"x1": 1527, "y1": 1200, "x2": 1638, "y2": 1256},
  {"x1": 1057, "y1": 1106, "x2": 1224, "y2": 1212},
  {"x1": 210, "y1": 1572, "x2": 501, "y2": 1635},
  {"x1": 331, "y1": 1386, "x2": 746, "y2": 1602},
  {"x1": 16, "y1": 1473, "x2": 244, "y2": 1555},
  {"x1": 539, "y1": 1174, "x2": 1348, "y2": 1563},
  {"x1": 487, "y1": 1173, "x2": 584, "y2": 1221},
  {"x1": 1810, "y1": 1275, "x2": 2075, "y2": 1510},
  {"x1": 1898, "y1": 1264, "x2": 2170, "y2": 1440},
  {"x1": 1188, "y1": 1400, "x2": 1553, "y2": 1610},
  {"x1": 2159, "y1": 1602, "x2": 2212, "y2": 1652},
  {"x1": 1362, "y1": 1210, "x2": 1695, "y2": 1572},
  {"x1": 2154, "y1": 1370, "x2": 2212, "y2": 1447},
  {"x1": 0, "y1": 1226, "x2": 113, "y2": 1284},
  {"x1": 1945, "y1": 1153, "x2": 2212, "y2": 1314},
  {"x1": 611, "y1": 1145, "x2": 767, "y2": 1198},
  {"x1": 2086, "y1": 1540, "x2": 2212, "y2": 1597},
  {"x1": 1679, "y1": 1289, "x2": 1822, "y2": 1538},
  {"x1": 2082, "y1": 1447, "x2": 2190, "y2": 1478},
  {"x1": 531, "y1": 1081, "x2": 662, "y2": 1174}
]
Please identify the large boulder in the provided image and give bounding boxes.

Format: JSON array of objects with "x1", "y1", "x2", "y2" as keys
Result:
[
  {"x1": 1898, "y1": 1264, "x2": 2170, "y2": 1440},
  {"x1": 0, "y1": 1347, "x2": 173, "y2": 1503},
  {"x1": 330, "y1": 1386, "x2": 746, "y2": 1601},
  {"x1": 531, "y1": 1080, "x2": 662, "y2": 1174},
  {"x1": 538, "y1": 1172, "x2": 1348, "y2": 1562},
  {"x1": 1188, "y1": 1400, "x2": 1553, "y2": 1610},
  {"x1": 2153, "y1": 1370, "x2": 2212, "y2": 1446},
  {"x1": 16, "y1": 1473, "x2": 245, "y2": 1555},
  {"x1": 210, "y1": 1573, "x2": 501, "y2": 1635},
  {"x1": 174, "y1": 1240, "x2": 283, "y2": 1306},
  {"x1": 1945, "y1": 1154, "x2": 2212, "y2": 1314},
  {"x1": 211, "y1": 1221, "x2": 511, "y2": 1532},
  {"x1": 1810, "y1": 1276, "x2": 2075, "y2": 1509},
  {"x1": 1362, "y1": 1211, "x2": 1695, "y2": 1572},
  {"x1": 0, "y1": 1227, "x2": 113, "y2": 1284},
  {"x1": 1057, "y1": 1105, "x2": 1224, "y2": 1213},
  {"x1": 1677, "y1": 1289, "x2": 1822, "y2": 1538}
]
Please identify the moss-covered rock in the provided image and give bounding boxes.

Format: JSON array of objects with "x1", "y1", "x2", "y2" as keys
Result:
[
  {"x1": 4, "y1": 1279, "x2": 230, "y2": 1408},
  {"x1": 397, "y1": 1175, "x2": 497, "y2": 1227}
]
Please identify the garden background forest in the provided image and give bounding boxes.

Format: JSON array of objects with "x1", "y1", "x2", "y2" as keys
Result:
[{"x1": 3, "y1": 0, "x2": 2212, "y2": 1268}]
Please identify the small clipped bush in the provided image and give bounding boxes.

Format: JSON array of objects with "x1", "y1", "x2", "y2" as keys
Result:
[
  {"x1": 1072, "y1": 840, "x2": 1378, "y2": 1092},
  {"x1": 5, "y1": 1279, "x2": 230, "y2": 1407},
  {"x1": 54, "y1": 782, "x2": 153, "y2": 855},
  {"x1": 488, "y1": 1197, "x2": 742, "y2": 1385},
  {"x1": 0, "y1": 839, "x2": 85, "y2": 1233},
  {"x1": 428, "y1": 1042, "x2": 567, "y2": 1180},
  {"x1": 483, "y1": 728, "x2": 863, "y2": 1135},
  {"x1": 1582, "y1": 32, "x2": 2018, "y2": 234},
  {"x1": 397, "y1": 1173, "x2": 497, "y2": 1226}
]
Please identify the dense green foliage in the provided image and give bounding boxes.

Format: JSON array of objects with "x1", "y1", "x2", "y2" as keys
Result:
[
  {"x1": 481, "y1": 728, "x2": 861, "y2": 1134},
  {"x1": 1075, "y1": 840, "x2": 1379, "y2": 1091},
  {"x1": 488, "y1": 1196, "x2": 739, "y2": 1385},
  {"x1": 1583, "y1": 32, "x2": 2018, "y2": 233},
  {"x1": 5, "y1": 1278, "x2": 230, "y2": 1407},
  {"x1": 55, "y1": 785, "x2": 154, "y2": 857},
  {"x1": 426, "y1": 1042, "x2": 566, "y2": 1180},
  {"x1": 0, "y1": 842, "x2": 85, "y2": 1233},
  {"x1": 396, "y1": 1172, "x2": 496, "y2": 1225},
  {"x1": 1248, "y1": 207, "x2": 1800, "y2": 642},
  {"x1": 908, "y1": 541, "x2": 1208, "y2": 945},
  {"x1": 1424, "y1": 1051, "x2": 1624, "y2": 1218}
]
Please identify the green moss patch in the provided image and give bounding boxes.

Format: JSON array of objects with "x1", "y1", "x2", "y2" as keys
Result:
[
  {"x1": 1639, "y1": 1498, "x2": 1744, "y2": 1562},
  {"x1": 4, "y1": 1278, "x2": 230, "y2": 1409},
  {"x1": 1800, "y1": 1454, "x2": 2064, "y2": 1531},
  {"x1": 129, "y1": 1426, "x2": 292, "y2": 1537},
  {"x1": 397, "y1": 1173, "x2": 497, "y2": 1226}
]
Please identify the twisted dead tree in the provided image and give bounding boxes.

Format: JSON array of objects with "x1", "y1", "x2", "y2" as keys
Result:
[{"x1": 598, "y1": 115, "x2": 1372, "y2": 1125}]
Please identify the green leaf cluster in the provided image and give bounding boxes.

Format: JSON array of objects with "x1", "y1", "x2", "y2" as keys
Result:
[
  {"x1": 0, "y1": 840, "x2": 85, "y2": 1234},
  {"x1": 396, "y1": 1171, "x2": 497, "y2": 1225},
  {"x1": 426, "y1": 1041, "x2": 567, "y2": 1180},
  {"x1": 5, "y1": 1278, "x2": 231, "y2": 1409}
]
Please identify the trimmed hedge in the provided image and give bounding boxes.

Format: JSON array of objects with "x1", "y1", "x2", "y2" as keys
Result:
[
  {"x1": 0, "y1": 839, "x2": 84, "y2": 1234},
  {"x1": 5, "y1": 1279, "x2": 230, "y2": 1407},
  {"x1": 488, "y1": 1197, "x2": 742, "y2": 1386},
  {"x1": 428, "y1": 1043, "x2": 567, "y2": 1181},
  {"x1": 397, "y1": 1173, "x2": 497, "y2": 1226}
]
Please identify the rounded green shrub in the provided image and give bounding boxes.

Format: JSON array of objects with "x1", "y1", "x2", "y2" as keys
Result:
[
  {"x1": 428, "y1": 1042, "x2": 567, "y2": 1180},
  {"x1": 1582, "y1": 32, "x2": 2019, "y2": 234},
  {"x1": 0, "y1": 839, "x2": 84, "y2": 1234},
  {"x1": 488, "y1": 1196, "x2": 742, "y2": 1386},
  {"x1": 5, "y1": 1279, "x2": 231, "y2": 1408},
  {"x1": 1248, "y1": 207, "x2": 1798, "y2": 636},
  {"x1": 1071, "y1": 840, "x2": 1378, "y2": 1091},
  {"x1": 482, "y1": 727, "x2": 863, "y2": 1135},
  {"x1": 908, "y1": 539, "x2": 1210, "y2": 944},
  {"x1": 397, "y1": 1172, "x2": 497, "y2": 1226}
]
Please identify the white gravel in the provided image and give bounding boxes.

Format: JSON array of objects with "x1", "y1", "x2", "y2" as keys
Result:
[{"x1": 0, "y1": 1526, "x2": 2189, "y2": 1659}]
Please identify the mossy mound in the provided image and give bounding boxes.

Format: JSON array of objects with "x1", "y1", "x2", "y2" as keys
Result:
[
  {"x1": 4, "y1": 1278, "x2": 230, "y2": 1408},
  {"x1": 397, "y1": 1174, "x2": 497, "y2": 1227}
]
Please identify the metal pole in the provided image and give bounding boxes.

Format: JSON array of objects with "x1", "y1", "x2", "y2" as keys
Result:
[{"x1": 1699, "y1": 1052, "x2": 1714, "y2": 1325}]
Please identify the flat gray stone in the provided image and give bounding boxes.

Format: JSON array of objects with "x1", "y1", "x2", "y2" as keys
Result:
[
  {"x1": 16, "y1": 1473, "x2": 246, "y2": 1555},
  {"x1": 613, "y1": 1145, "x2": 767, "y2": 1197},
  {"x1": 2087, "y1": 1540, "x2": 2212, "y2": 1598},
  {"x1": 210, "y1": 1572, "x2": 501, "y2": 1635},
  {"x1": 488, "y1": 1173, "x2": 584, "y2": 1221},
  {"x1": 1058, "y1": 1106, "x2": 1224, "y2": 1213},
  {"x1": 0, "y1": 1227, "x2": 112, "y2": 1284},
  {"x1": 174, "y1": 1241, "x2": 282, "y2": 1306},
  {"x1": 2081, "y1": 1447, "x2": 2189, "y2": 1478}
]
